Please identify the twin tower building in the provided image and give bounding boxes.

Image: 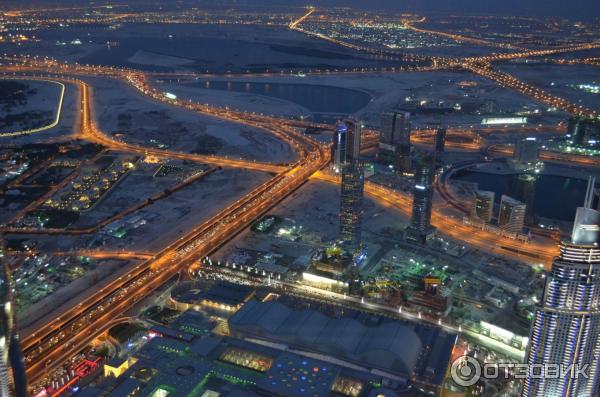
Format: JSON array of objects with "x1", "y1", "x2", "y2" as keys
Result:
[
  {"x1": 332, "y1": 112, "x2": 438, "y2": 252},
  {"x1": 333, "y1": 115, "x2": 600, "y2": 396}
]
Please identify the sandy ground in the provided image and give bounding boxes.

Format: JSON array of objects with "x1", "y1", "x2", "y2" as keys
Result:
[
  {"x1": 157, "y1": 81, "x2": 312, "y2": 120},
  {"x1": 23, "y1": 168, "x2": 272, "y2": 254},
  {"x1": 214, "y1": 179, "x2": 410, "y2": 263},
  {"x1": 70, "y1": 158, "x2": 207, "y2": 229},
  {"x1": 154, "y1": 70, "x2": 564, "y2": 128},
  {"x1": 128, "y1": 50, "x2": 197, "y2": 67},
  {"x1": 88, "y1": 76, "x2": 297, "y2": 164},
  {"x1": 0, "y1": 79, "x2": 63, "y2": 131},
  {"x1": 0, "y1": 79, "x2": 79, "y2": 143}
]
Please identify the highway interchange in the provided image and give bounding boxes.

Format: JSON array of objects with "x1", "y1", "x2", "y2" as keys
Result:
[{"x1": 1, "y1": 7, "x2": 599, "y2": 393}]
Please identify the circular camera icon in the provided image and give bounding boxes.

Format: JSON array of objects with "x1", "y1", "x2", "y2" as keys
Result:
[{"x1": 451, "y1": 356, "x2": 482, "y2": 387}]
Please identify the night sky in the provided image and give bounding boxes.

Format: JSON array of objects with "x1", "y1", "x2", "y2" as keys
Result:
[{"x1": 3, "y1": 0, "x2": 600, "y2": 18}]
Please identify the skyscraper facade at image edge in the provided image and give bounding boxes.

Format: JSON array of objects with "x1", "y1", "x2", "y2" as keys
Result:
[
  {"x1": 522, "y1": 181, "x2": 600, "y2": 397},
  {"x1": 1, "y1": 246, "x2": 28, "y2": 397}
]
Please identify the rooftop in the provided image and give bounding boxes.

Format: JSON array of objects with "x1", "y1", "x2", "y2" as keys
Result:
[
  {"x1": 171, "y1": 281, "x2": 255, "y2": 307},
  {"x1": 228, "y1": 298, "x2": 455, "y2": 384}
]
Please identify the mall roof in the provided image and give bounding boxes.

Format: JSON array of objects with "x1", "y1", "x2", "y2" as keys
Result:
[
  {"x1": 228, "y1": 298, "x2": 455, "y2": 382},
  {"x1": 172, "y1": 281, "x2": 254, "y2": 306},
  {"x1": 106, "y1": 378, "x2": 141, "y2": 397}
]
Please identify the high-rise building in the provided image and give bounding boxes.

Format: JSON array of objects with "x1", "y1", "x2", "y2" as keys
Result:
[
  {"x1": 406, "y1": 153, "x2": 436, "y2": 244},
  {"x1": 435, "y1": 127, "x2": 446, "y2": 154},
  {"x1": 568, "y1": 116, "x2": 600, "y2": 149},
  {"x1": 510, "y1": 173, "x2": 537, "y2": 225},
  {"x1": 512, "y1": 137, "x2": 539, "y2": 170},
  {"x1": 337, "y1": 119, "x2": 364, "y2": 250},
  {"x1": 379, "y1": 112, "x2": 412, "y2": 174},
  {"x1": 472, "y1": 189, "x2": 495, "y2": 223},
  {"x1": 332, "y1": 121, "x2": 348, "y2": 172},
  {"x1": 332, "y1": 119, "x2": 361, "y2": 172},
  {"x1": 339, "y1": 162, "x2": 364, "y2": 250},
  {"x1": 522, "y1": 178, "x2": 600, "y2": 397},
  {"x1": 0, "y1": 241, "x2": 28, "y2": 397},
  {"x1": 380, "y1": 111, "x2": 411, "y2": 146},
  {"x1": 497, "y1": 195, "x2": 526, "y2": 234},
  {"x1": 394, "y1": 143, "x2": 412, "y2": 175}
]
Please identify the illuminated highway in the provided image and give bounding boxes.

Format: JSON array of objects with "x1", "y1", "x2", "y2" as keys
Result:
[
  {"x1": 462, "y1": 62, "x2": 598, "y2": 118},
  {"x1": 2, "y1": 13, "x2": 599, "y2": 392},
  {"x1": 10, "y1": 70, "x2": 331, "y2": 392},
  {"x1": 402, "y1": 17, "x2": 528, "y2": 51},
  {"x1": 52, "y1": 251, "x2": 155, "y2": 261},
  {"x1": 289, "y1": 7, "x2": 315, "y2": 29},
  {"x1": 79, "y1": 81, "x2": 288, "y2": 173},
  {"x1": 313, "y1": 171, "x2": 557, "y2": 266},
  {"x1": 288, "y1": 8, "x2": 600, "y2": 118}
]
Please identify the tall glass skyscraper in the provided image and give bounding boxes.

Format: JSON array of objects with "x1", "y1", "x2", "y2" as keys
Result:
[
  {"x1": 336, "y1": 119, "x2": 364, "y2": 250},
  {"x1": 340, "y1": 162, "x2": 364, "y2": 249},
  {"x1": 522, "y1": 179, "x2": 600, "y2": 397},
  {"x1": 406, "y1": 153, "x2": 436, "y2": 244},
  {"x1": 332, "y1": 119, "x2": 361, "y2": 173},
  {"x1": 379, "y1": 112, "x2": 412, "y2": 174},
  {"x1": 332, "y1": 121, "x2": 348, "y2": 172},
  {"x1": 380, "y1": 111, "x2": 411, "y2": 146},
  {"x1": 435, "y1": 127, "x2": 446, "y2": 154},
  {"x1": 1, "y1": 241, "x2": 28, "y2": 397}
]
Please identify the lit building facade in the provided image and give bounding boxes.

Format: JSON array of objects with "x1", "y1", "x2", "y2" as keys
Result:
[
  {"x1": 340, "y1": 162, "x2": 364, "y2": 249},
  {"x1": 435, "y1": 127, "x2": 446, "y2": 154},
  {"x1": 329, "y1": 118, "x2": 367, "y2": 250},
  {"x1": 568, "y1": 116, "x2": 600, "y2": 149},
  {"x1": 510, "y1": 173, "x2": 537, "y2": 225},
  {"x1": 513, "y1": 137, "x2": 540, "y2": 171},
  {"x1": 332, "y1": 119, "x2": 361, "y2": 172},
  {"x1": 523, "y1": 181, "x2": 600, "y2": 397},
  {"x1": 394, "y1": 143, "x2": 413, "y2": 175},
  {"x1": 472, "y1": 190, "x2": 495, "y2": 223},
  {"x1": 406, "y1": 153, "x2": 436, "y2": 244},
  {"x1": 0, "y1": 244, "x2": 27, "y2": 397},
  {"x1": 497, "y1": 195, "x2": 526, "y2": 234},
  {"x1": 335, "y1": 119, "x2": 364, "y2": 250},
  {"x1": 379, "y1": 112, "x2": 412, "y2": 174}
]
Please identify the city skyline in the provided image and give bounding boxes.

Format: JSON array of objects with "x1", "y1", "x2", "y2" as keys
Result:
[{"x1": 0, "y1": 1, "x2": 599, "y2": 396}]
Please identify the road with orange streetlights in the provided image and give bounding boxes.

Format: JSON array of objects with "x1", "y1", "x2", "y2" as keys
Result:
[
  {"x1": 402, "y1": 17, "x2": 528, "y2": 51},
  {"x1": 20, "y1": 80, "x2": 330, "y2": 390},
  {"x1": 78, "y1": 81, "x2": 289, "y2": 173},
  {"x1": 312, "y1": 171, "x2": 558, "y2": 266},
  {"x1": 3, "y1": 18, "x2": 600, "y2": 390},
  {"x1": 25, "y1": 149, "x2": 329, "y2": 387},
  {"x1": 462, "y1": 62, "x2": 598, "y2": 118},
  {"x1": 288, "y1": 8, "x2": 600, "y2": 118},
  {"x1": 52, "y1": 250, "x2": 155, "y2": 261},
  {"x1": 289, "y1": 7, "x2": 315, "y2": 30}
]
